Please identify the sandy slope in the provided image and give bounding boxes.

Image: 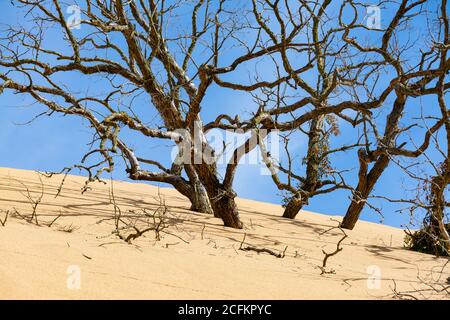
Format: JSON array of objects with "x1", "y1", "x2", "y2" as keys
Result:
[{"x1": 0, "y1": 167, "x2": 448, "y2": 300}]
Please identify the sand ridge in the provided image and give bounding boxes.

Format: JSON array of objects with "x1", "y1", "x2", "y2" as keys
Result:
[{"x1": 0, "y1": 167, "x2": 448, "y2": 299}]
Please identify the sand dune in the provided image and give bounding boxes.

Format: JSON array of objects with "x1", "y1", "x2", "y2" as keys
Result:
[{"x1": 0, "y1": 167, "x2": 448, "y2": 300}]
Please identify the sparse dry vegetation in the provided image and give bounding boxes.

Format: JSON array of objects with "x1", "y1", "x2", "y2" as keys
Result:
[
  {"x1": 0, "y1": 0, "x2": 447, "y2": 233},
  {"x1": 0, "y1": 0, "x2": 450, "y2": 300},
  {"x1": 110, "y1": 180, "x2": 171, "y2": 244},
  {"x1": 12, "y1": 176, "x2": 45, "y2": 226}
]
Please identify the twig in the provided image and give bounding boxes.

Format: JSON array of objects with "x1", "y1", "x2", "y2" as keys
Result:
[
  {"x1": 0, "y1": 210, "x2": 9, "y2": 227},
  {"x1": 239, "y1": 233, "x2": 287, "y2": 258},
  {"x1": 12, "y1": 175, "x2": 45, "y2": 226},
  {"x1": 320, "y1": 223, "x2": 348, "y2": 275},
  {"x1": 391, "y1": 279, "x2": 419, "y2": 300},
  {"x1": 46, "y1": 212, "x2": 63, "y2": 227},
  {"x1": 110, "y1": 182, "x2": 171, "y2": 244}
]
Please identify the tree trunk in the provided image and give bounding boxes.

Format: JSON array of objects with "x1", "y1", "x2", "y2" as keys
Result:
[
  {"x1": 164, "y1": 176, "x2": 210, "y2": 214},
  {"x1": 189, "y1": 120, "x2": 243, "y2": 229},
  {"x1": 342, "y1": 96, "x2": 406, "y2": 230},
  {"x1": 341, "y1": 153, "x2": 390, "y2": 230},
  {"x1": 209, "y1": 191, "x2": 242, "y2": 228},
  {"x1": 122, "y1": 148, "x2": 212, "y2": 215},
  {"x1": 195, "y1": 163, "x2": 243, "y2": 229},
  {"x1": 428, "y1": 172, "x2": 450, "y2": 254},
  {"x1": 183, "y1": 164, "x2": 213, "y2": 214},
  {"x1": 189, "y1": 180, "x2": 213, "y2": 214},
  {"x1": 282, "y1": 194, "x2": 304, "y2": 219},
  {"x1": 168, "y1": 178, "x2": 212, "y2": 215},
  {"x1": 282, "y1": 116, "x2": 323, "y2": 219},
  {"x1": 428, "y1": 77, "x2": 450, "y2": 255},
  {"x1": 341, "y1": 198, "x2": 367, "y2": 230}
]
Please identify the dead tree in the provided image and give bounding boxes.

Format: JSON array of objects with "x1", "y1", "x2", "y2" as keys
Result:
[
  {"x1": 258, "y1": 116, "x2": 357, "y2": 219},
  {"x1": 398, "y1": 15, "x2": 450, "y2": 255},
  {"x1": 340, "y1": 0, "x2": 450, "y2": 229},
  {"x1": 111, "y1": 185, "x2": 171, "y2": 244},
  {"x1": 0, "y1": 0, "x2": 217, "y2": 215},
  {"x1": 0, "y1": 0, "x2": 274, "y2": 228},
  {"x1": 1, "y1": 1, "x2": 449, "y2": 231},
  {"x1": 425, "y1": 4, "x2": 450, "y2": 253},
  {"x1": 373, "y1": 0, "x2": 450, "y2": 254},
  {"x1": 205, "y1": 0, "x2": 448, "y2": 224},
  {"x1": 0, "y1": 0, "x2": 376, "y2": 228}
]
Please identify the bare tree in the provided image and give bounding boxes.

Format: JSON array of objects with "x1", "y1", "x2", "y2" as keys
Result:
[
  {"x1": 424, "y1": 0, "x2": 450, "y2": 252},
  {"x1": 409, "y1": 78, "x2": 450, "y2": 254},
  {"x1": 340, "y1": 0, "x2": 450, "y2": 229},
  {"x1": 0, "y1": 0, "x2": 218, "y2": 215},
  {"x1": 204, "y1": 0, "x2": 449, "y2": 226},
  {"x1": 1, "y1": 0, "x2": 449, "y2": 232},
  {"x1": 0, "y1": 0, "x2": 269, "y2": 228},
  {"x1": 259, "y1": 118, "x2": 357, "y2": 219},
  {"x1": 364, "y1": 0, "x2": 450, "y2": 254},
  {"x1": 394, "y1": 19, "x2": 450, "y2": 255}
]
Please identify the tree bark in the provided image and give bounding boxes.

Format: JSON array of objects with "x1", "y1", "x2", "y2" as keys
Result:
[
  {"x1": 428, "y1": 168, "x2": 450, "y2": 254},
  {"x1": 183, "y1": 164, "x2": 213, "y2": 214},
  {"x1": 342, "y1": 96, "x2": 406, "y2": 230},
  {"x1": 282, "y1": 116, "x2": 323, "y2": 219},
  {"x1": 428, "y1": 66, "x2": 450, "y2": 255},
  {"x1": 195, "y1": 162, "x2": 243, "y2": 228},
  {"x1": 202, "y1": 181, "x2": 243, "y2": 228},
  {"x1": 341, "y1": 153, "x2": 390, "y2": 230},
  {"x1": 341, "y1": 198, "x2": 367, "y2": 230},
  {"x1": 188, "y1": 180, "x2": 213, "y2": 214},
  {"x1": 170, "y1": 179, "x2": 212, "y2": 214},
  {"x1": 282, "y1": 194, "x2": 304, "y2": 219},
  {"x1": 189, "y1": 120, "x2": 243, "y2": 228},
  {"x1": 210, "y1": 191, "x2": 242, "y2": 228}
]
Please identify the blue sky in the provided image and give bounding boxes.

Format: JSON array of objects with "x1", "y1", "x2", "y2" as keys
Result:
[{"x1": 0, "y1": 1, "x2": 445, "y2": 229}]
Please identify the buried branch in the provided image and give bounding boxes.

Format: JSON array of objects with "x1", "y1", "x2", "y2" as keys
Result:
[
  {"x1": 239, "y1": 233, "x2": 288, "y2": 258},
  {"x1": 390, "y1": 269, "x2": 450, "y2": 300},
  {"x1": 391, "y1": 279, "x2": 419, "y2": 300},
  {"x1": 0, "y1": 210, "x2": 9, "y2": 227},
  {"x1": 319, "y1": 222, "x2": 348, "y2": 275}
]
